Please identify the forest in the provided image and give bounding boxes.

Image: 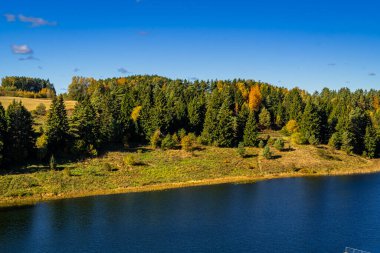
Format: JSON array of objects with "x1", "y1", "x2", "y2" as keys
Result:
[{"x1": 0, "y1": 75, "x2": 380, "y2": 169}]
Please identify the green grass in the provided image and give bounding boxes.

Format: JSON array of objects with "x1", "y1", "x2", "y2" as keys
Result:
[{"x1": 1, "y1": 139, "x2": 380, "y2": 207}]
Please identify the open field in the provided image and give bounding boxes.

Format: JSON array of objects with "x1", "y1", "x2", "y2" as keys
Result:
[
  {"x1": 1, "y1": 142, "x2": 379, "y2": 208},
  {"x1": 0, "y1": 96, "x2": 76, "y2": 111}
]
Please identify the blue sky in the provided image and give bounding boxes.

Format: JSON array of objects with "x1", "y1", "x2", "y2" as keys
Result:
[{"x1": 1, "y1": 0, "x2": 380, "y2": 93}]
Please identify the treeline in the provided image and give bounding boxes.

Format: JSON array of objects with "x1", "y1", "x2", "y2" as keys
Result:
[
  {"x1": 1, "y1": 75, "x2": 380, "y2": 168},
  {"x1": 1, "y1": 76, "x2": 55, "y2": 98}
]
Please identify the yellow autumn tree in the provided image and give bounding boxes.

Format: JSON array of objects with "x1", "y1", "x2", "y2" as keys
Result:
[
  {"x1": 373, "y1": 96, "x2": 380, "y2": 111},
  {"x1": 248, "y1": 85, "x2": 262, "y2": 111},
  {"x1": 131, "y1": 106, "x2": 142, "y2": 122},
  {"x1": 236, "y1": 82, "x2": 248, "y2": 99}
]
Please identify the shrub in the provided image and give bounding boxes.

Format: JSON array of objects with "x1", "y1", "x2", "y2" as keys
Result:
[
  {"x1": 178, "y1": 129, "x2": 187, "y2": 140},
  {"x1": 262, "y1": 145, "x2": 272, "y2": 159},
  {"x1": 35, "y1": 103, "x2": 47, "y2": 116},
  {"x1": 274, "y1": 138, "x2": 285, "y2": 151},
  {"x1": 308, "y1": 135, "x2": 319, "y2": 146},
  {"x1": 88, "y1": 144, "x2": 98, "y2": 157},
  {"x1": 281, "y1": 120, "x2": 299, "y2": 136},
  {"x1": 123, "y1": 155, "x2": 137, "y2": 166},
  {"x1": 181, "y1": 134, "x2": 196, "y2": 152},
  {"x1": 237, "y1": 142, "x2": 246, "y2": 158},
  {"x1": 291, "y1": 132, "x2": 308, "y2": 145},
  {"x1": 150, "y1": 129, "x2": 162, "y2": 149},
  {"x1": 258, "y1": 140, "x2": 265, "y2": 148},
  {"x1": 49, "y1": 155, "x2": 57, "y2": 170},
  {"x1": 172, "y1": 133, "x2": 179, "y2": 144},
  {"x1": 161, "y1": 135, "x2": 176, "y2": 150},
  {"x1": 267, "y1": 137, "x2": 275, "y2": 145}
]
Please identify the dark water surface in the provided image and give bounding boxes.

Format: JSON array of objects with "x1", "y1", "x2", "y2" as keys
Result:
[{"x1": 1, "y1": 174, "x2": 380, "y2": 253}]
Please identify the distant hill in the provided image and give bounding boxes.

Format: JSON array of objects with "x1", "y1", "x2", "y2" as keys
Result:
[{"x1": 1, "y1": 76, "x2": 56, "y2": 98}]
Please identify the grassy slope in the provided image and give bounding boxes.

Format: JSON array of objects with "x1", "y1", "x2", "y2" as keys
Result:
[
  {"x1": 0, "y1": 96, "x2": 76, "y2": 111},
  {"x1": 1, "y1": 142, "x2": 380, "y2": 207}
]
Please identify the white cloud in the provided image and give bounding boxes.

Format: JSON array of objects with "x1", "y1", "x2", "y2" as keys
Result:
[
  {"x1": 4, "y1": 14, "x2": 16, "y2": 22},
  {"x1": 18, "y1": 15, "x2": 57, "y2": 27},
  {"x1": 11, "y1": 45, "x2": 33, "y2": 54}
]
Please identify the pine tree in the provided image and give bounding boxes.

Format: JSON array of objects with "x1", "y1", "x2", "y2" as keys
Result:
[
  {"x1": 202, "y1": 89, "x2": 222, "y2": 145},
  {"x1": 243, "y1": 112, "x2": 259, "y2": 146},
  {"x1": 70, "y1": 98, "x2": 100, "y2": 154},
  {"x1": 5, "y1": 101, "x2": 35, "y2": 163},
  {"x1": 300, "y1": 100, "x2": 322, "y2": 144},
  {"x1": 46, "y1": 95, "x2": 69, "y2": 155},
  {"x1": 364, "y1": 125, "x2": 378, "y2": 158},
  {"x1": 259, "y1": 107, "x2": 271, "y2": 130},
  {"x1": 216, "y1": 101, "x2": 236, "y2": 147},
  {"x1": 187, "y1": 96, "x2": 205, "y2": 135},
  {"x1": 0, "y1": 103, "x2": 6, "y2": 166}
]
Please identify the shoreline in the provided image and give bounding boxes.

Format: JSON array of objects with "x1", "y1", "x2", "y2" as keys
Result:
[{"x1": 2, "y1": 165, "x2": 380, "y2": 209}]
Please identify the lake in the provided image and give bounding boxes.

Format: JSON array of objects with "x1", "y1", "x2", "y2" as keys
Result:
[{"x1": 1, "y1": 174, "x2": 380, "y2": 253}]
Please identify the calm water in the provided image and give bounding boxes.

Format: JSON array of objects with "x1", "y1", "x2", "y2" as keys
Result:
[{"x1": 1, "y1": 174, "x2": 380, "y2": 253}]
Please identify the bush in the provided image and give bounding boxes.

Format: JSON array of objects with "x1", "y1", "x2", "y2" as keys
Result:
[
  {"x1": 267, "y1": 137, "x2": 275, "y2": 145},
  {"x1": 123, "y1": 155, "x2": 137, "y2": 166},
  {"x1": 281, "y1": 120, "x2": 299, "y2": 136},
  {"x1": 150, "y1": 129, "x2": 162, "y2": 149},
  {"x1": 291, "y1": 132, "x2": 308, "y2": 145},
  {"x1": 181, "y1": 134, "x2": 196, "y2": 152},
  {"x1": 161, "y1": 135, "x2": 176, "y2": 150},
  {"x1": 237, "y1": 142, "x2": 246, "y2": 158},
  {"x1": 262, "y1": 145, "x2": 272, "y2": 159},
  {"x1": 308, "y1": 135, "x2": 319, "y2": 146},
  {"x1": 35, "y1": 103, "x2": 47, "y2": 116},
  {"x1": 178, "y1": 129, "x2": 187, "y2": 140},
  {"x1": 49, "y1": 155, "x2": 57, "y2": 170},
  {"x1": 258, "y1": 140, "x2": 265, "y2": 148},
  {"x1": 172, "y1": 133, "x2": 179, "y2": 144},
  {"x1": 274, "y1": 138, "x2": 285, "y2": 151}
]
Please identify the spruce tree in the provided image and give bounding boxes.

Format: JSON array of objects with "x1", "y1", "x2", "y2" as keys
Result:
[
  {"x1": 0, "y1": 103, "x2": 6, "y2": 166},
  {"x1": 202, "y1": 89, "x2": 222, "y2": 145},
  {"x1": 300, "y1": 100, "x2": 322, "y2": 144},
  {"x1": 364, "y1": 125, "x2": 378, "y2": 158},
  {"x1": 70, "y1": 98, "x2": 100, "y2": 153},
  {"x1": 216, "y1": 101, "x2": 236, "y2": 147},
  {"x1": 259, "y1": 107, "x2": 271, "y2": 130},
  {"x1": 46, "y1": 95, "x2": 69, "y2": 155},
  {"x1": 243, "y1": 112, "x2": 259, "y2": 146},
  {"x1": 5, "y1": 101, "x2": 35, "y2": 163}
]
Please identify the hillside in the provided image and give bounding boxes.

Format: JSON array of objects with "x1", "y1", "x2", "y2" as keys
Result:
[
  {"x1": 1, "y1": 137, "x2": 379, "y2": 207},
  {"x1": 0, "y1": 96, "x2": 76, "y2": 111}
]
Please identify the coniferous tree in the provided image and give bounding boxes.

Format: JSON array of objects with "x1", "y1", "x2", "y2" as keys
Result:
[
  {"x1": 300, "y1": 100, "x2": 322, "y2": 144},
  {"x1": 5, "y1": 101, "x2": 35, "y2": 163},
  {"x1": 364, "y1": 125, "x2": 378, "y2": 158},
  {"x1": 202, "y1": 89, "x2": 222, "y2": 144},
  {"x1": 46, "y1": 95, "x2": 69, "y2": 155},
  {"x1": 243, "y1": 112, "x2": 259, "y2": 146},
  {"x1": 0, "y1": 103, "x2": 6, "y2": 166},
  {"x1": 259, "y1": 107, "x2": 271, "y2": 130},
  {"x1": 216, "y1": 101, "x2": 236, "y2": 147},
  {"x1": 70, "y1": 98, "x2": 100, "y2": 154}
]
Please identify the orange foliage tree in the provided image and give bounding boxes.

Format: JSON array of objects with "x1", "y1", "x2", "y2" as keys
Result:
[{"x1": 248, "y1": 85, "x2": 262, "y2": 111}]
